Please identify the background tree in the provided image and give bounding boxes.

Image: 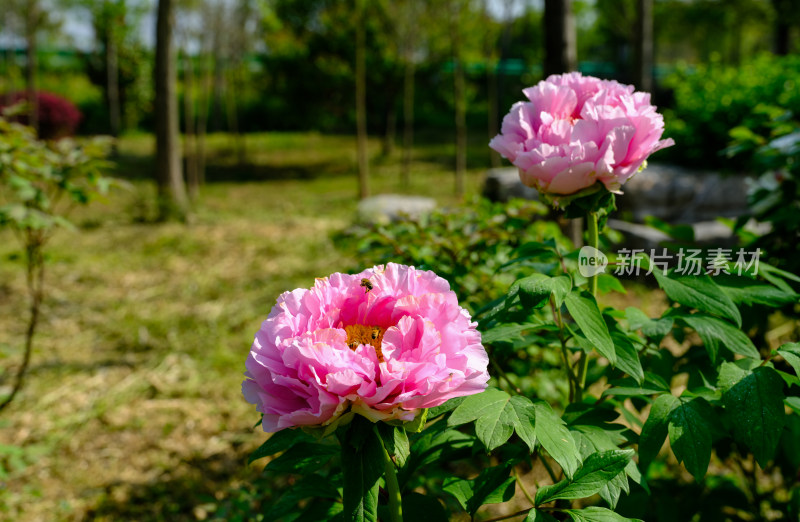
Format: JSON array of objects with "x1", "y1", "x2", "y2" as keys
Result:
[
  {"x1": 543, "y1": 0, "x2": 577, "y2": 76},
  {"x1": 154, "y1": 0, "x2": 189, "y2": 219}
]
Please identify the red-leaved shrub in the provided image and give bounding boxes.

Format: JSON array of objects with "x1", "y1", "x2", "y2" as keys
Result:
[{"x1": 1, "y1": 91, "x2": 83, "y2": 139}]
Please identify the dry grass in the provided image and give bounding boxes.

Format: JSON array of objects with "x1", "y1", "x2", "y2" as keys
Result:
[{"x1": 0, "y1": 132, "x2": 490, "y2": 521}]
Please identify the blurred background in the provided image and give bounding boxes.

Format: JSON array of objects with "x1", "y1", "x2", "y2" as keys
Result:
[{"x1": 1, "y1": 0, "x2": 799, "y2": 521}]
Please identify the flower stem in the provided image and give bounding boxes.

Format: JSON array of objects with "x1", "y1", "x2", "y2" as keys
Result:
[
  {"x1": 575, "y1": 211, "x2": 599, "y2": 403},
  {"x1": 376, "y1": 426, "x2": 404, "y2": 522}
]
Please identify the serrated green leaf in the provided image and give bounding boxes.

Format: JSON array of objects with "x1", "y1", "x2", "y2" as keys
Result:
[
  {"x1": 778, "y1": 343, "x2": 800, "y2": 376},
  {"x1": 534, "y1": 450, "x2": 633, "y2": 505},
  {"x1": 668, "y1": 398, "x2": 713, "y2": 481},
  {"x1": 565, "y1": 506, "x2": 644, "y2": 522},
  {"x1": 678, "y1": 314, "x2": 759, "y2": 362},
  {"x1": 639, "y1": 394, "x2": 680, "y2": 472},
  {"x1": 533, "y1": 401, "x2": 581, "y2": 479},
  {"x1": 653, "y1": 271, "x2": 741, "y2": 327},
  {"x1": 718, "y1": 363, "x2": 785, "y2": 467},
  {"x1": 565, "y1": 291, "x2": 616, "y2": 364}
]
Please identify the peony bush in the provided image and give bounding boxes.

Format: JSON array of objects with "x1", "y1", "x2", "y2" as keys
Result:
[{"x1": 241, "y1": 74, "x2": 800, "y2": 522}]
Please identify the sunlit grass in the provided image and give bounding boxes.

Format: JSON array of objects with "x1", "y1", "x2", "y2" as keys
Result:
[{"x1": 0, "y1": 131, "x2": 492, "y2": 520}]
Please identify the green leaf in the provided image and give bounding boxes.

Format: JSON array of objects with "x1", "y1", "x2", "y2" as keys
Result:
[
  {"x1": 376, "y1": 424, "x2": 409, "y2": 469},
  {"x1": 265, "y1": 474, "x2": 341, "y2": 520},
  {"x1": 565, "y1": 291, "x2": 616, "y2": 364},
  {"x1": 481, "y1": 323, "x2": 542, "y2": 344},
  {"x1": 565, "y1": 506, "x2": 644, "y2": 522},
  {"x1": 638, "y1": 394, "x2": 680, "y2": 472},
  {"x1": 248, "y1": 429, "x2": 314, "y2": 464},
  {"x1": 448, "y1": 388, "x2": 538, "y2": 452},
  {"x1": 526, "y1": 509, "x2": 560, "y2": 522},
  {"x1": 653, "y1": 271, "x2": 741, "y2": 327},
  {"x1": 790, "y1": 486, "x2": 800, "y2": 522},
  {"x1": 678, "y1": 314, "x2": 760, "y2": 362},
  {"x1": 427, "y1": 397, "x2": 465, "y2": 419},
  {"x1": 715, "y1": 275, "x2": 798, "y2": 307},
  {"x1": 625, "y1": 307, "x2": 673, "y2": 340},
  {"x1": 511, "y1": 274, "x2": 572, "y2": 310},
  {"x1": 612, "y1": 333, "x2": 644, "y2": 384},
  {"x1": 668, "y1": 398, "x2": 713, "y2": 481},
  {"x1": 341, "y1": 419, "x2": 384, "y2": 522},
  {"x1": 778, "y1": 342, "x2": 800, "y2": 376},
  {"x1": 264, "y1": 442, "x2": 338, "y2": 473},
  {"x1": 449, "y1": 388, "x2": 513, "y2": 451},
  {"x1": 533, "y1": 401, "x2": 581, "y2": 479},
  {"x1": 786, "y1": 396, "x2": 800, "y2": 415},
  {"x1": 718, "y1": 363, "x2": 786, "y2": 467},
  {"x1": 443, "y1": 465, "x2": 515, "y2": 515},
  {"x1": 534, "y1": 450, "x2": 633, "y2": 505},
  {"x1": 597, "y1": 273, "x2": 627, "y2": 295}
]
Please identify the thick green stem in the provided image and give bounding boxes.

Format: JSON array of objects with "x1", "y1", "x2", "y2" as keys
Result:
[
  {"x1": 377, "y1": 427, "x2": 404, "y2": 522},
  {"x1": 575, "y1": 211, "x2": 600, "y2": 403}
]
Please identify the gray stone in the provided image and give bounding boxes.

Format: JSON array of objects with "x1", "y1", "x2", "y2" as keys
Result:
[
  {"x1": 357, "y1": 194, "x2": 437, "y2": 224},
  {"x1": 482, "y1": 168, "x2": 539, "y2": 202},
  {"x1": 482, "y1": 163, "x2": 752, "y2": 224},
  {"x1": 616, "y1": 163, "x2": 750, "y2": 223}
]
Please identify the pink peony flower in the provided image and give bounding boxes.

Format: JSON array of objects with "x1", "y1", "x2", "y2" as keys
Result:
[
  {"x1": 489, "y1": 72, "x2": 674, "y2": 195},
  {"x1": 242, "y1": 263, "x2": 490, "y2": 432}
]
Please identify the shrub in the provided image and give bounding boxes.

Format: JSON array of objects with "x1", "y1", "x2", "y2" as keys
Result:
[
  {"x1": 0, "y1": 91, "x2": 83, "y2": 140},
  {"x1": 661, "y1": 54, "x2": 800, "y2": 169}
]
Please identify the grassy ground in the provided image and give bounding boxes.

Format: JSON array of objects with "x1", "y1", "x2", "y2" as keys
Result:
[{"x1": 0, "y1": 132, "x2": 497, "y2": 521}]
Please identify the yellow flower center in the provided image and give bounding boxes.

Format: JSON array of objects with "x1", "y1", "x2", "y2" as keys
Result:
[{"x1": 344, "y1": 324, "x2": 386, "y2": 362}]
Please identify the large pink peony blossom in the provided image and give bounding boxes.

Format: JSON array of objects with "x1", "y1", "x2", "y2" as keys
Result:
[
  {"x1": 490, "y1": 72, "x2": 674, "y2": 195},
  {"x1": 242, "y1": 263, "x2": 490, "y2": 432}
]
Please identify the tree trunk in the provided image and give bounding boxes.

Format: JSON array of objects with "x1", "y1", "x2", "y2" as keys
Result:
[
  {"x1": 25, "y1": 4, "x2": 38, "y2": 134},
  {"x1": 106, "y1": 32, "x2": 121, "y2": 151},
  {"x1": 634, "y1": 0, "x2": 653, "y2": 92},
  {"x1": 155, "y1": 0, "x2": 188, "y2": 220},
  {"x1": 355, "y1": 0, "x2": 370, "y2": 200},
  {"x1": 450, "y1": 0, "x2": 466, "y2": 199},
  {"x1": 771, "y1": 0, "x2": 794, "y2": 54},
  {"x1": 401, "y1": 57, "x2": 415, "y2": 187},
  {"x1": 196, "y1": 52, "x2": 212, "y2": 187},
  {"x1": 182, "y1": 50, "x2": 199, "y2": 200},
  {"x1": 382, "y1": 99, "x2": 397, "y2": 158},
  {"x1": 543, "y1": 0, "x2": 577, "y2": 76}
]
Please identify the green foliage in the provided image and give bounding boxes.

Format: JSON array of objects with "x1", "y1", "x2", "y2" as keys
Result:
[
  {"x1": 662, "y1": 54, "x2": 800, "y2": 169},
  {"x1": 339, "y1": 197, "x2": 570, "y2": 313}
]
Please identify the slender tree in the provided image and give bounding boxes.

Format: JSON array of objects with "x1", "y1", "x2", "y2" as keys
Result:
[
  {"x1": 155, "y1": 0, "x2": 189, "y2": 219},
  {"x1": 543, "y1": 0, "x2": 576, "y2": 76},
  {"x1": 449, "y1": 0, "x2": 468, "y2": 199},
  {"x1": 634, "y1": 0, "x2": 653, "y2": 91},
  {"x1": 355, "y1": 0, "x2": 370, "y2": 200}
]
